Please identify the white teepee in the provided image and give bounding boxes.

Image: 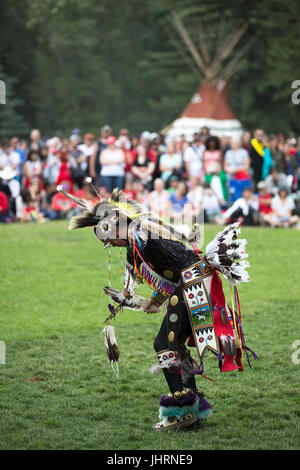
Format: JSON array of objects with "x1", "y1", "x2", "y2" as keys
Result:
[{"x1": 162, "y1": 12, "x2": 256, "y2": 141}]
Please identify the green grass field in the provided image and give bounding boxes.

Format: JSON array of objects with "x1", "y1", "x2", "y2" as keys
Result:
[{"x1": 0, "y1": 221, "x2": 299, "y2": 450}]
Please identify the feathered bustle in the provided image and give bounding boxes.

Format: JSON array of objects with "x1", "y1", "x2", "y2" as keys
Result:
[{"x1": 205, "y1": 223, "x2": 250, "y2": 285}]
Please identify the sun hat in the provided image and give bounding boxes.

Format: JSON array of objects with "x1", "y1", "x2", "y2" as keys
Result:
[{"x1": 0, "y1": 166, "x2": 17, "y2": 180}]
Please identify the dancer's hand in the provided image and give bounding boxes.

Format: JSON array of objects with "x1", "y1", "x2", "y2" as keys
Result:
[
  {"x1": 123, "y1": 289, "x2": 131, "y2": 299},
  {"x1": 144, "y1": 298, "x2": 160, "y2": 314}
]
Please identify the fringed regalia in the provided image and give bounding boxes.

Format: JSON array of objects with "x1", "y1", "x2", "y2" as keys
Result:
[{"x1": 57, "y1": 185, "x2": 256, "y2": 432}]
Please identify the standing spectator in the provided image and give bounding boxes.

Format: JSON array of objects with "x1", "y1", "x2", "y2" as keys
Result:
[
  {"x1": 199, "y1": 126, "x2": 210, "y2": 143},
  {"x1": 241, "y1": 131, "x2": 251, "y2": 153},
  {"x1": 131, "y1": 144, "x2": 155, "y2": 186},
  {"x1": 29, "y1": 129, "x2": 44, "y2": 151},
  {"x1": 100, "y1": 136, "x2": 125, "y2": 192},
  {"x1": 202, "y1": 136, "x2": 222, "y2": 175},
  {"x1": 116, "y1": 129, "x2": 131, "y2": 149},
  {"x1": 224, "y1": 138, "x2": 250, "y2": 180},
  {"x1": 262, "y1": 136, "x2": 273, "y2": 180},
  {"x1": 56, "y1": 148, "x2": 75, "y2": 193},
  {"x1": 269, "y1": 135, "x2": 286, "y2": 174},
  {"x1": 77, "y1": 133, "x2": 96, "y2": 169},
  {"x1": 183, "y1": 136, "x2": 205, "y2": 180},
  {"x1": 89, "y1": 125, "x2": 112, "y2": 184},
  {"x1": 159, "y1": 141, "x2": 182, "y2": 183},
  {"x1": 249, "y1": 129, "x2": 265, "y2": 190}
]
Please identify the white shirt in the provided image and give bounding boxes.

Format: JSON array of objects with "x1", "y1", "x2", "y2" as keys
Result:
[
  {"x1": 183, "y1": 144, "x2": 204, "y2": 177},
  {"x1": 0, "y1": 150, "x2": 21, "y2": 171},
  {"x1": 224, "y1": 197, "x2": 259, "y2": 218},
  {"x1": 271, "y1": 195, "x2": 295, "y2": 218},
  {"x1": 100, "y1": 149, "x2": 125, "y2": 177},
  {"x1": 187, "y1": 186, "x2": 203, "y2": 209},
  {"x1": 224, "y1": 148, "x2": 249, "y2": 173},
  {"x1": 77, "y1": 143, "x2": 95, "y2": 157}
]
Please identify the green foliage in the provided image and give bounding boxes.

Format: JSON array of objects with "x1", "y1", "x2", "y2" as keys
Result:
[
  {"x1": 0, "y1": 66, "x2": 30, "y2": 137},
  {"x1": 0, "y1": 221, "x2": 300, "y2": 449},
  {"x1": 0, "y1": 0, "x2": 300, "y2": 136}
]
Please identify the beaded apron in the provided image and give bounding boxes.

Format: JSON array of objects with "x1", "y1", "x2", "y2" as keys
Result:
[{"x1": 181, "y1": 259, "x2": 220, "y2": 360}]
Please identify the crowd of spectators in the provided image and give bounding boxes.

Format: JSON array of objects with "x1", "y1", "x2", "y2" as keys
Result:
[{"x1": 1, "y1": 124, "x2": 300, "y2": 229}]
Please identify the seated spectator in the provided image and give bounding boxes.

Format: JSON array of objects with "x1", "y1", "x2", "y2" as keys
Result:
[
  {"x1": 168, "y1": 181, "x2": 192, "y2": 223},
  {"x1": 265, "y1": 168, "x2": 288, "y2": 196},
  {"x1": 205, "y1": 162, "x2": 228, "y2": 208},
  {"x1": 74, "y1": 177, "x2": 99, "y2": 207},
  {"x1": 51, "y1": 181, "x2": 77, "y2": 219},
  {"x1": 131, "y1": 144, "x2": 154, "y2": 186},
  {"x1": 167, "y1": 175, "x2": 179, "y2": 193},
  {"x1": 0, "y1": 139, "x2": 21, "y2": 176},
  {"x1": 123, "y1": 178, "x2": 136, "y2": 200},
  {"x1": 0, "y1": 190, "x2": 10, "y2": 223},
  {"x1": 222, "y1": 187, "x2": 259, "y2": 226},
  {"x1": 16, "y1": 188, "x2": 46, "y2": 223},
  {"x1": 0, "y1": 166, "x2": 20, "y2": 217},
  {"x1": 203, "y1": 136, "x2": 222, "y2": 175},
  {"x1": 264, "y1": 187, "x2": 299, "y2": 228},
  {"x1": 158, "y1": 141, "x2": 182, "y2": 183},
  {"x1": 224, "y1": 138, "x2": 250, "y2": 180},
  {"x1": 23, "y1": 150, "x2": 43, "y2": 189},
  {"x1": 148, "y1": 178, "x2": 170, "y2": 217},
  {"x1": 187, "y1": 176, "x2": 203, "y2": 217},
  {"x1": 257, "y1": 181, "x2": 272, "y2": 225},
  {"x1": 100, "y1": 136, "x2": 125, "y2": 193},
  {"x1": 202, "y1": 182, "x2": 223, "y2": 224},
  {"x1": 133, "y1": 180, "x2": 148, "y2": 210}
]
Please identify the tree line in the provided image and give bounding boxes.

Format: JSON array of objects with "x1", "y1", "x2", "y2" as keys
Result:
[{"x1": 1, "y1": 0, "x2": 300, "y2": 138}]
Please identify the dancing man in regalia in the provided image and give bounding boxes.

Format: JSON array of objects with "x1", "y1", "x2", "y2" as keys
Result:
[{"x1": 57, "y1": 185, "x2": 256, "y2": 431}]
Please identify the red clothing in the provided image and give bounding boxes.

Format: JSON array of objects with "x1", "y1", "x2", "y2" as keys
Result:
[
  {"x1": 123, "y1": 189, "x2": 136, "y2": 200},
  {"x1": 74, "y1": 189, "x2": 98, "y2": 205},
  {"x1": 56, "y1": 162, "x2": 74, "y2": 192},
  {"x1": 52, "y1": 192, "x2": 77, "y2": 211},
  {"x1": 0, "y1": 191, "x2": 9, "y2": 213},
  {"x1": 258, "y1": 192, "x2": 272, "y2": 214}
]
